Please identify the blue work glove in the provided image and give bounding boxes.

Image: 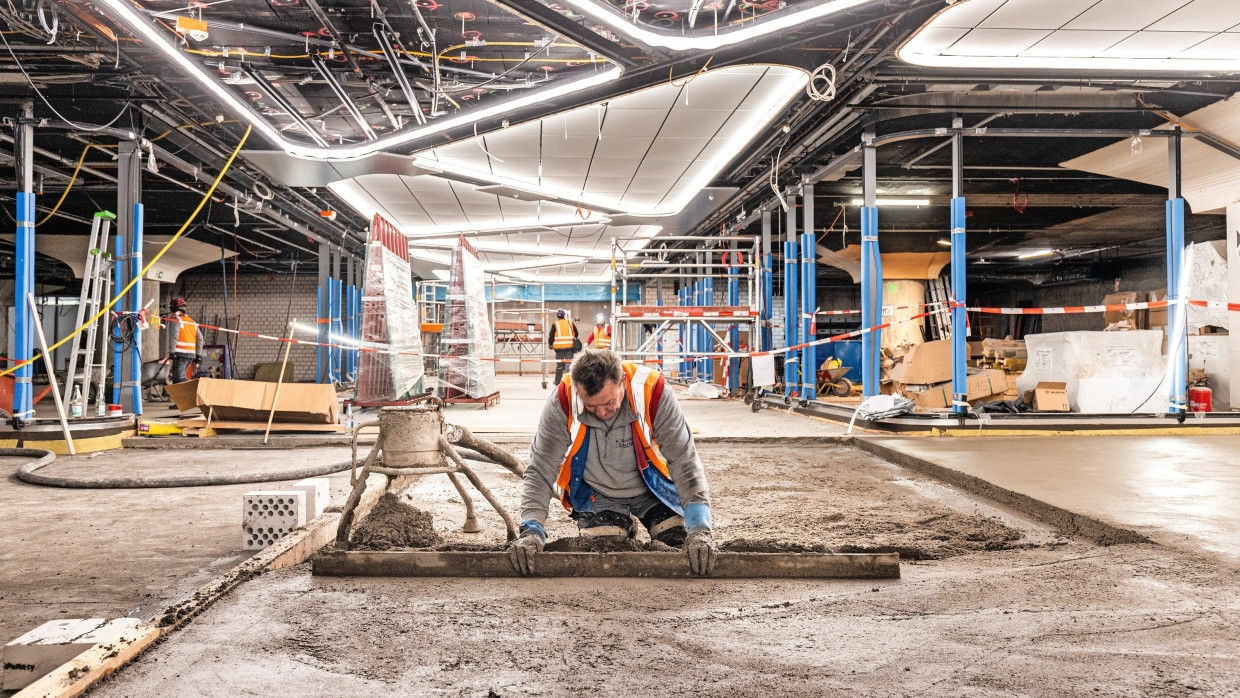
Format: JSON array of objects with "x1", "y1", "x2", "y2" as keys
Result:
[
  {"x1": 508, "y1": 520, "x2": 546, "y2": 576},
  {"x1": 682, "y1": 503, "x2": 716, "y2": 575}
]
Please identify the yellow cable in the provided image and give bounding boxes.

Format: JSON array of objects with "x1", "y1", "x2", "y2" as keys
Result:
[
  {"x1": 35, "y1": 143, "x2": 91, "y2": 227},
  {"x1": 1, "y1": 125, "x2": 253, "y2": 379}
]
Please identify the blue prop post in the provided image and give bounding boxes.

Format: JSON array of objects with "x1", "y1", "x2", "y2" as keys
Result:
[
  {"x1": 678, "y1": 286, "x2": 688, "y2": 378},
  {"x1": 783, "y1": 238, "x2": 799, "y2": 397},
  {"x1": 701, "y1": 277, "x2": 713, "y2": 382},
  {"x1": 800, "y1": 230, "x2": 817, "y2": 400},
  {"x1": 112, "y1": 231, "x2": 125, "y2": 405},
  {"x1": 1167, "y1": 198, "x2": 1187, "y2": 413},
  {"x1": 860, "y1": 206, "x2": 879, "y2": 397},
  {"x1": 315, "y1": 285, "x2": 324, "y2": 383},
  {"x1": 950, "y1": 197, "x2": 968, "y2": 414},
  {"x1": 13, "y1": 192, "x2": 35, "y2": 420},
  {"x1": 727, "y1": 257, "x2": 739, "y2": 394},
  {"x1": 129, "y1": 203, "x2": 144, "y2": 415}
]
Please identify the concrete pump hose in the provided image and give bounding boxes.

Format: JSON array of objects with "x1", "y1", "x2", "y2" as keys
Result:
[{"x1": 12, "y1": 448, "x2": 351, "y2": 489}]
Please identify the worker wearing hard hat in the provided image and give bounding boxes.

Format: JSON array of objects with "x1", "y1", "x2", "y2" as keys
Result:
[
  {"x1": 585, "y1": 314, "x2": 611, "y2": 349},
  {"x1": 164, "y1": 297, "x2": 202, "y2": 385},
  {"x1": 509, "y1": 348, "x2": 717, "y2": 577},
  {"x1": 547, "y1": 308, "x2": 580, "y2": 385}
]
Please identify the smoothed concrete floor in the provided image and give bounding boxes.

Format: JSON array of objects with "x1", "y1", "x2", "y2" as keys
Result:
[{"x1": 864, "y1": 435, "x2": 1240, "y2": 566}]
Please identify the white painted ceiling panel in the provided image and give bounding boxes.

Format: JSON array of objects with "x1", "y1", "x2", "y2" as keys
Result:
[
  {"x1": 1098, "y1": 31, "x2": 1214, "y2": 58},
  {"x1": 590, "y1": 137, "x2": 651, "y2": 160},
  {"x1": 1148, "y1": 0, "x2": 1240, "y2": 31},
  {"x1": 660, "y1": 109, "x2": 732, "y2": 137},
  {"x1": 901, "y1": 26, "x2": 971, "y2": 54},
  {"x1": 931, "y1": 0, "x2": 1006, "y2": 28},
  {"x1": 1065, "y1": 0, "x2": 1191, "y2": 30},
  {"x1": 540, "y1": 159, "x2": 591, "y2": 177},
  {"x1": 600, "y1": 109, "x2": 669, "y2": 137},
  {"x1": 644, "y1": 138, "x2": 711, "y2": 161},
  {"x1": 978, "y1": 0, "x2": 1090, "y2": 29},
  {"x1": 1179, "y1": 32, "x2": 1240, "y2": 58},
  {"x1": 943, "y1": 28, "x2": 1054, "y2": 56},
  {"x1": 542, "y1": 136, "x2": 599, "y2": 159},
  {"x1": 1062, "y1": 91, "x2": 1240, "y2": 214},
  {"x1": 1023, "y1": 31, "x2": 1132, "y2": 57}
]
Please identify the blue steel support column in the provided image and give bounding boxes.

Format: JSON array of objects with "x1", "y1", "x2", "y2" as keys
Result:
[
  {"x1": 678, "y1": 286, "x2": 688, "y2": 378},
  {"x1": 1167, "y1": 127, "x2": 1187, "y2": 414},
  {"x1": 860, "y1": 130, "x2": 880, "y2": 397},
  {"x1": 950, "y1": 120, "x2": 968, "y2": 415},
  {"x1": 702, "y1": 274, "x2": 713, "y2": 382},
  {"x1": 801, "y1": 183, "x2": 816, "y2": 401},
  {"x1": 783, "y1": 237, "x2": 799, "y2": 397},
  {"x1": 761, "y1": 211, "x2": 773, "y2": 352},
  {"x1": 316, "y1": 243, "x2": 328, "y2": 383},
  {"x1": 112, "y1": 230, "x2": 126, "y2": 404},
  {"x1": 12, "y1": 102, "x2": 35, "y2": 420},
  {"x1": 727, "y1": 244, "x2": 739, "y2": 394},
  {"x1": 129, "y1": 203, "x2": 144, "y2": 415}
]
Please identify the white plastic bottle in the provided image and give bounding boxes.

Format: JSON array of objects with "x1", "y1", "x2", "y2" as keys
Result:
[{"x1": 70, "y1": 385, "x2": 83, "y2": 418}]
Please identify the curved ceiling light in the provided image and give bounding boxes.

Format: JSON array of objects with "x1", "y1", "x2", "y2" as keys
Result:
[
  {"x1": 561, "y1": 0, "x2": 878, "y2": 51},
  {"x1": 416, "y1": 65, "x2": 810, "y2": 217},
  {"x1": 96, "y1": 0, "x2": 621, "y2": 160},
  {"x1": 898, "y1": 0, "x2": 1240, "y2": 72}
]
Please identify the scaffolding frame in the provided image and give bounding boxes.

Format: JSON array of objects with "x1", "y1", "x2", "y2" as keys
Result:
[
  {"x1": 609, "y1": 237, "x2": 762, "y2": 392},
  {"x1": 489, "y1": 281, "x2": 548, "y2": 388}
]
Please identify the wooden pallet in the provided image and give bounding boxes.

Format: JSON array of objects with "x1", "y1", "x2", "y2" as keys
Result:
[
  {"x1": 440, "y1": 391, "x2": 500, "y2": 409},
  {"x1": 174, "y1": 418, "x2": 349, "y2": 438}
]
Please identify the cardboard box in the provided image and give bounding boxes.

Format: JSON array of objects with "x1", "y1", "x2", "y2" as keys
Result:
[
  {"x1": 165, "y1": 378, "x2": 338, "y2": 424},
  {"x1": 1103, "y1": 292, "x2": 1138, "y2": 328},
  {"x1": 1033, "y1": 381, "x2": 1069, "y2": 412},
  {"x1": 1146, "y1": 289, "x2": 1167, "y2": 329},
  {"x1": 889, "y1": 339, "x2": 953, "y2": 385},
  {"x1": 903, "y1": 368, "x2": 1008, "y2": 410}
]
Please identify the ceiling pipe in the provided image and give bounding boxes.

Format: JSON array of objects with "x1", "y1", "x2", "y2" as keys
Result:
[
  {"x1": 244, "y1": 68, "x2": 332, "y2": 148},
  {"x1": 372, "y1": 24, "x2": 428, "y2": 126},
  {"x1": 311, "y1": 53, "x2": 378, "y2": 142}
]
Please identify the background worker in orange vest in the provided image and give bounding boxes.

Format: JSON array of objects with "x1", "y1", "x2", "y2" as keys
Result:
[
  {"x1": 585, "y1": 314, "x2": 611, "y2": 349},
  {"x1": 164, "y1": 297, "x2": 202, "y2": 385},
  {"x1": 547, "y1": 307, "x2": 579, "y2": 385},
  {"x1": 509, "y1": 348, "x2": 716, "y2": 576}
]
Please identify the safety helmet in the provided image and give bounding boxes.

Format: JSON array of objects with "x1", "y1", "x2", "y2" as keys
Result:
[
  {"x1": 170, "y1": 297, "x2": 187, "y2": 311},
  {"x1": 556, "y1": 308, "x2": 566, "y2": 318},
  {"x1": 595, "y1": 314, "x2": 605, "y2": 325}
]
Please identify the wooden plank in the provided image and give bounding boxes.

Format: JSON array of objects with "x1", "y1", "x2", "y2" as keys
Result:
[
  {"x1": 174, "y1": 418, "x2": 347, "y2": 433},
  {"x1": 311, "y1": 550, "x2": 900, "y2": 579}
]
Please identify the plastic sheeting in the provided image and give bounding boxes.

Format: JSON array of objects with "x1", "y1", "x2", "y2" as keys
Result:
[
  {"x1": 440, "y1": 238, "x2": 497, "y2": 399},
  {"x1": 356, "y1": 216, "x2": 425, "y2": 404},
  {"x1": 1016, "y1": 331, "x2": 1168, "y2": 413},
  {"x1": 1185, "y1": 240, "x2": 1230, "y2": 333}
]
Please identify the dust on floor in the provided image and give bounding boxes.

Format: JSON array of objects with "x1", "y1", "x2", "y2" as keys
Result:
[{"x1": 83, "y1": 443, "x2": 1240, "y2": 696}]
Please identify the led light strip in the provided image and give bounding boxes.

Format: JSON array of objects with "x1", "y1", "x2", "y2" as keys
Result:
[
  {"x1": 98, "y1": 0, "x2": 621, "y2": 160},
  {"x1": 560, "y1": 0, "x2": 877, "y2": 51}
]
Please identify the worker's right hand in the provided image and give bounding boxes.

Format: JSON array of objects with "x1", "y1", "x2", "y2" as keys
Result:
[{"x1": 508, "y1": 521, "x2": 546, "y2": 576}]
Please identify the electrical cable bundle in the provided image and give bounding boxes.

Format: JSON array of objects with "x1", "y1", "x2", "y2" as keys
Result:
[{"x1": 109, "y1": 312, "x2": 142, "y2": 359}]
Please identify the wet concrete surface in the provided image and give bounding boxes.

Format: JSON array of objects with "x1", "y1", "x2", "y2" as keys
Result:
[
  {"x1": 90, "y1": 442, "x2": 1240, "y2": 697},
  {"x1": 864, "y1": 435, "x2": 1240, "y2": 566}
]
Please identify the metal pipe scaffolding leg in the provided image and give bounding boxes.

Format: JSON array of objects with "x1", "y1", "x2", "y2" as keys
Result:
[
  {"x1": 860, "y1": 206, "x2": 880, "y2": 397},
  {"x1": 12, "y1": 101, "x2": 35, "y2": 421},
  {"x1": 800, "y1": 232, "x2": 816, "y2": 401}
]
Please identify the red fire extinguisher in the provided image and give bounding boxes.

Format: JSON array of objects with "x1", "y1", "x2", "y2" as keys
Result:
[{"x1": 1188, "y1": 383, "x2": 1213, "y2": 413}]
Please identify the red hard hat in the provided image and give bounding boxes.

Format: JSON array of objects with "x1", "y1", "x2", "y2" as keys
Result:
[{"x1": 170, "y1": 297, "x2": 187, "y2": 310}]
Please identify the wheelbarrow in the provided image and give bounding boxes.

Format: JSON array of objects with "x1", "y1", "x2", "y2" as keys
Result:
[{"x1": 817, "y1": 365, "x2": 854, "y2": 398}]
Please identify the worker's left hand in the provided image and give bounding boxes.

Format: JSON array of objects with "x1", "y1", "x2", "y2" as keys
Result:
[{"x1": 684, "y1": 530, "x2": 717, "y2": 576}]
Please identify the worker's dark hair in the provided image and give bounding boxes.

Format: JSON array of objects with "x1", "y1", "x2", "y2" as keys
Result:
[{"x1": 570, "y1": 349, "x2": 623, "y2": 396}]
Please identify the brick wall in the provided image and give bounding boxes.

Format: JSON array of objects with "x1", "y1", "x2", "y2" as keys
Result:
[{"x1": 172, "y1": 271, "x2": 320, "y2": 382}]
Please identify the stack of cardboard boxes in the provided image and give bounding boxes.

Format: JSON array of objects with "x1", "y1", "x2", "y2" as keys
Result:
[{"x1": 885, "y1": 339, "x2": 1009, "y2": 410}]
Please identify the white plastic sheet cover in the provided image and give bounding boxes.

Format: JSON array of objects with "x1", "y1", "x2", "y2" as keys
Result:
[
  {"x1": 1016, "y1": 331, "x2": 1167, "y2": 413},
  {"x1": 441, "y1": 238, "x2": 498, "y2": 398},
  {"x1": 1185, "y1": 240, "x2": 1229, "y2": 333},
  {"x1": 358, "y1": 239, "x2": 426, "y2": 401}
]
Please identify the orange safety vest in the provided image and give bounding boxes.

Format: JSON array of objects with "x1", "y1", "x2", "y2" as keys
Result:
[
  {"x1": 591, "y1": 325, "x2": 611, "y2": 349},
  {"x1": 553, "y1": 363, "x2": 680, "y2": 515},
  {"x1": 174, "y1": 314, "x2": 198, "y2": 355},
  {"x1": 551, "y1": 318, "x2": 575, "y2": 350}
]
